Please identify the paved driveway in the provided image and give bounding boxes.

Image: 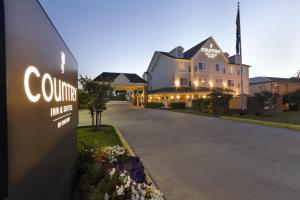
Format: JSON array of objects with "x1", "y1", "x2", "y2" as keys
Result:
[{"x1": 102, "y1": 101, "x2": 300, "y2": 200}]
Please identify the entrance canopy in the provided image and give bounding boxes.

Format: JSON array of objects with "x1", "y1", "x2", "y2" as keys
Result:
[{"x1": 94, "y1": 72, "x2": 148, "y2": 106}]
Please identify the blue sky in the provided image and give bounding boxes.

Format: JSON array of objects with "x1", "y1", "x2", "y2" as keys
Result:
[{"x1": 40, "y1": 0, "x2": 300, "y2": 79}]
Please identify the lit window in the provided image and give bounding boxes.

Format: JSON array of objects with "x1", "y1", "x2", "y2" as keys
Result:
[
  {"x1": 216, "y1": 79, "x2": 223, "y2": 87},
  {"x1": 229, "y1": 66, "x2": 234, "y2": 74},
  {"x1": 179, "y1": 63, "x2": 188, "y2": 72}
]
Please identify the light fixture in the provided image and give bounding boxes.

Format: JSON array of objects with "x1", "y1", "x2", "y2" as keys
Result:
[
  {"x1": 194, "y1": 81, "x2": 199, "y2": 88},
  {"x1": 186, "y1": 95, "x2": 190, "y2": 99},
  {"x1": 203, "y1": 95, "x2": 206, "y2": 99},
  {"x1": 209, "y1": 81, "x2": 213, "y2": 88},
  {"x1": 171, "y1": 95, "x2": 174, "y2": 99},
  {"x1": 175, "y1": 80, "x2": 180, "y2": 88},
  {"x1": 176, "y1": 95, "x2": 180, "y2": 99}
]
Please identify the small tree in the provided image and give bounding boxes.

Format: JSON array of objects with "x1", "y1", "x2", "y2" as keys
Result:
[
  {"x1": 94, "y1": 81, "x2": 112, "y2": 130},
  {"x1": 283, "y1": 89, "x2": 300, "y2": 110},
  {"x1": 254, "y1": 90, "x2": 279, "y2": 109},
  {"x1": 79, "y1": 75, "x2": 97, "y2": 129}
]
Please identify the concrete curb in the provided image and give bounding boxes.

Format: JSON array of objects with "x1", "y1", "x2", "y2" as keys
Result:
[
  {"x1": 220, "y1": 116, "x2": 300, "y2": 131},
  {"x1": 111, "y1": 125, "x2": 166, "y2": 199}
]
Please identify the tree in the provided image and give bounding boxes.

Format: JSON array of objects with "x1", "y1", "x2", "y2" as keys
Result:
[
  {"x1": 283, "y1": 89, "x2": 300, "y2": 110},
  {"x1": 79, "y1": 75, "x2": 113, "y2": 130},
  {"x1": 94, "y1": 81, "x2": 112, "y2": 130},
  {"x1": 79, "y1": 75, "x2": 97, "y2": 128},
  {"x1": 254, "y1": 90, "x2": 279, "y2": 109}
]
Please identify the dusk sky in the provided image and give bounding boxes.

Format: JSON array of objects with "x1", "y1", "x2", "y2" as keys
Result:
[{"x1": 40, "y1": 0, "x2": 300, "y2": 79}]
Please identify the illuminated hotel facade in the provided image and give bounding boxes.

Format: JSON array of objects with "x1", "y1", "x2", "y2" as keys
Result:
[{"x1": 143, "y1": 37, "x2": 250, "y2": 104}]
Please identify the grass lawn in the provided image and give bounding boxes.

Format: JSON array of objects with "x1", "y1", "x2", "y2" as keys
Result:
[
  {"x1": 77, "y1": 125, "x2": 122, "y2": 150},
  {"x1": 165, "y1": 108, "x2": 219, "y2": 118},
  {"x1": 229, "y1": 111, "x2": 300, "y2": 126},
  {"x1": 166, "y1": 108, "x2": 300, "y2": 126}
]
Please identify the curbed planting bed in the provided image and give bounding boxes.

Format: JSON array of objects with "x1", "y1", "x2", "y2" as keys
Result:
[{"x1": 74, "y1": 126, "x2": 164, "y2": 200}]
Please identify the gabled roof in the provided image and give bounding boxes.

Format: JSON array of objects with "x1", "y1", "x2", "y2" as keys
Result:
[
  {"x1": 94, "y1": 72, "x2": 147, "y2": 83},
  {"x1": 250, "y1": 77, "x2": 300, "y2": 84},
  {"x1": 183, "y1": 37, "x2": 210, "y2": 59},
  {"x1": 158, "y1": 51, "x2": 190, "y2": 60}
]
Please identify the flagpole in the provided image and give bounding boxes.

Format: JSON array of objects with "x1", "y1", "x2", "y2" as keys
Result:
[{"x1": 238, "y1": 2, "x2": 244, "y2": 112}]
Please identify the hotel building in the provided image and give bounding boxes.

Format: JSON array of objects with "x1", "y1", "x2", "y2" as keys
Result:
[
  {"x1": 143, "y1": 37, "x2": 251, "y2": 104},
  {"x1": 250, "y1": 77, "x2": 300, "y2": 96}
]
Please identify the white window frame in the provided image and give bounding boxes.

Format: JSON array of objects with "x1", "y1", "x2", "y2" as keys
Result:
[{"x1": 198, "y1": 62, "x2": 207, "y2": 72}]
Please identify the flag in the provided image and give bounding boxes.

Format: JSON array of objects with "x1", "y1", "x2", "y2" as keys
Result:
[{"x1": 236, "y1": 2, "x2": 241, "y2": 55}]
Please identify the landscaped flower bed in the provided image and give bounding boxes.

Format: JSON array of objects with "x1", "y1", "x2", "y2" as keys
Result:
[{"x1": 74, "y1": 128, "x2": 164, "y2": 200}]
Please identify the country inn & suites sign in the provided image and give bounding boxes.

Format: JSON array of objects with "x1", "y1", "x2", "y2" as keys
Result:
[
  {"x1": 201, "y1": 43, "x2": 221, "y2": 58},
  {"x1": 24, "y1": 52, "x2": 77, "y2": 128},
  {"x1": 0, "y1": 0, "x2": 78, "y2": 199}
]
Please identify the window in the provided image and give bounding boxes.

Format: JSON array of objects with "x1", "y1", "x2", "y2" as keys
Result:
[
  {"x1": 216, "y1": 64, "x2": 223, "y2": 72},
  {"x1": 188, "y1": 81, "x2": 192, "y2": 87},
  {"x1": 180, "y1": 78, "x2": 188, "y2": 86},
  {"x1": 228, "y1": 66, "x2": 234, "y2": 74},
  {"x1": 237, "y1": 69, "x2": 240, "y2": 76},
  {"x1": 216, "y1": 79, "x2": 223, "y2": 87},
  {"x1": 179, "y1": 63, "x2": 189, "y2": 72},
  {"x1": 198, "y1": 63, "x2": 207, "y2": 72},
  {"x1": 188, "y1": 65, "x2": 191, "y2": 72},
  {"x1": 194, "y1": 66, "x2": 197, "y2": 72},
  {"x1": 228, "y1": 80, "x2": 234, "y2": 87},
  {"x1": 223, "y1": 68, "x2": 226, "y2": 74},
  {"x1": 149, "y1": 74, "x2": 152, "y2": 80}
]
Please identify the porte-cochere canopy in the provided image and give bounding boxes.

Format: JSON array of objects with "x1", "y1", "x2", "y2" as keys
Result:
[{"x1": 94, "y1": 72, "x2": 148, "y2": 106}]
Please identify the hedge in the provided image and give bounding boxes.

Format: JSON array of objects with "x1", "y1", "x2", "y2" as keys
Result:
[
  {"x1": 144, "y1": 102, "x2": 164, "y2": 109},
  {"x1": 169, "y1": 102, "x2": 186, "y2": 109},
  {"x1": 192, "y1": 99, "x2": 211, "y2": 113}
]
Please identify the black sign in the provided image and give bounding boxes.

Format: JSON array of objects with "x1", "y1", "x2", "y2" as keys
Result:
[
  {"x1": 1, "y1": 0, "x2": 78, "y2": 199},
  {"x1": 0, "y1": 0, "x2": 8, "y2": 199}
]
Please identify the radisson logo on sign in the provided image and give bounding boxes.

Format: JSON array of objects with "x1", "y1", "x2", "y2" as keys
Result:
[{"x1": 23, "y1": 51, "x2": 77, "y2": 128}]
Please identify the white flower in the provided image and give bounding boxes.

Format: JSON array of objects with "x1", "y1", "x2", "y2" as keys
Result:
[
  {"x1": 104, "y1": 193, "x2": 109, "y2": 200},
  {"x1": 109, "y1": 168, "x2": 115, "y2": 176},
  {"x1": 116, "y1": 185, "x2": 124, "y2": 196}
]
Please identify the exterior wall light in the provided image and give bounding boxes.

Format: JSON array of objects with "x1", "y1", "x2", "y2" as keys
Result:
[
  {"x1": 175, "y1": 80, "x2": 180, "y2": 88},
  {"x1": 209, "y1": 81, "x2": 213, "y2": 88},
  {"x1": 186, "y1": 95, "x2": 190, "y2": 99},
  {"x1": 176, "y1": 95, "x2": 180, "y2": 99},
  {"x1": 194, "y1": 81, "x2": 199, "y2": 88},
  {"x1": 171, "y1": 95, "x2": 174, "y2": 99},
  {"x1": 203, "y1": 95, "x2": 206, "y2": 99}
]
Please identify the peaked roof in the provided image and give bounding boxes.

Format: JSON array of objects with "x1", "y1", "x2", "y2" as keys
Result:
[
  {"x1": 94, "y1": 72, "x2": 147, "y2": 83},
  {"x1": 250, "y1": 77, "x2": 300, "y2": 84},
  {"x1": 158, "y1": 51, "x2": 189, "y2": 60},
  {"x1": 183, "y1": 37, "x2": 211, "y2": 59}
]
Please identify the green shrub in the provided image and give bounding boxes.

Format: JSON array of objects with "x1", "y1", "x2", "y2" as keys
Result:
[
  {"x1": 200, "y1": 99, "x2": 212, "y2": 113},
  {"x1": 192, "y1": 99, "x2": 203, "y2": 109},
  {"x1": 192, "y1": 99, "x2": 211, "y2": 112},
  {"x1": 144, "y1": 102, "x2": 164, "y2": 109},
  {"x1": 169, "y1": 102, "x2": 186, "y2": 109}
]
